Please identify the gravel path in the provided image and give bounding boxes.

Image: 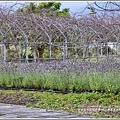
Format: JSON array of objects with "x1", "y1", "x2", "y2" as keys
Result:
[{"x1": 0, "y1": 103, "x2": 93, "y2": 118}]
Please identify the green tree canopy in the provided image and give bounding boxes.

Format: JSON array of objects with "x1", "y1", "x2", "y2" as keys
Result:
[
  {"x1": 87, "y1": 6, "x2": 97, "y2": 14},
  {"x1": 17, "y1": 2, "x2": 70, "y2": 17}
]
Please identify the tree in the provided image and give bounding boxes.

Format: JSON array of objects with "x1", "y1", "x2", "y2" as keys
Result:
[
  {"x1": 17, "y1": 2, "x2": 70, "y2": 17},
  {"x1": 24, "y1": 2, "x2": 36, "y2": 12}
]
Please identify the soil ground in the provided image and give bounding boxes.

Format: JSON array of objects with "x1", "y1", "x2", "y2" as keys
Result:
[{"x1": 0, "y1": 89, "x2": 120, "y2": 118}]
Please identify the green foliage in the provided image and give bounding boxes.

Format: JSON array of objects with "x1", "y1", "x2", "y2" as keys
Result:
[
  {"x1": 22, "y1": 47, "x2": 34, "y2": 58},
  {"x1": 0, "y1": 89, "x2": 120, "y2": 118},
  {"x1": 0, "y1": 69, "x2": 120, "y2": 94},
  {"x1": 57, "y1": 8, "x2": 70, "y2": 17},
  {"x1": 24, "y1": 2, "x2": 37, "y2": 12},
  {"x1": 17, "y1": 2, "x2": 70, "y2": 17},
  {"x1": 36, "y1": 2, "x2": 61, "y2": 11},
  {"x1": 87, "y1": 6, "x2": 97, "y2": 14}
]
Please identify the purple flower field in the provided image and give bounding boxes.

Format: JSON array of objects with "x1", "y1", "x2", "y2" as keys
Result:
[{"x1": 0, "y1": 59, "x2": 120, "y2": 93}]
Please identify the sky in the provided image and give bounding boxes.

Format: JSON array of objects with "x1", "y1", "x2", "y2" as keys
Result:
[
  {"x1": 0, "y1": 1, "x2": 107, "y2": 16},
  {"x1": 60, "y1": 1, "x2": 94, "y2": 12},
  {"x1": 0, "y1": 1, "x2": 94, "y2": 13}
]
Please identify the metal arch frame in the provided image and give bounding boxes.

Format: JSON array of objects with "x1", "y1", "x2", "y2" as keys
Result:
[
  {"x1": 56, "y1": 17, "x2": 80, "y2": 41},
  {"x1": 0, "y1": 29, "x2": 6, "y2": 64},
  {"x1": 8, "y1": 15, "x2": 57, "y2": 62},
  {"x1": 58, "y1": 17, "x2": 102, "y2": 55},
  {"x1": 50, "y1": 17, "x2": 82, "y2": 60},
  {"x1": 95, "y1": 23, "x2": 119, "y2": 62},
  {"x1": 14, "y1": 15, "x2": 64, "y2": 61},
  {"x1": 14, "y1": 16, "x2": 52, "y2": 61},
  {"x1": 42, "y1": 17, "x2": 68, "y2": 60},
  {"x1": 52, "y1": 17, "x2": 86, "y2": 60},
  {"x1": 74, "y1": 17, "x2": 105, "y2": 61},
  {"x1": 26, "y1": 16, "x2": 53, "y2": 60},
  {"x1": 4, "y1": 22, "x2": 28, "y2": 62},
  {"x1": 0, "y1": 9, "x2": 120, "y2": 63}
]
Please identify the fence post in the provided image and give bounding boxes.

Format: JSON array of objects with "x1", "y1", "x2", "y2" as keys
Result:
[
  {"x1": 3, "y1": 36, "x2": 6, "y2": 65},
  {"x1": 63, "y1": 39, "x2": 68, "y2": 60},
  {"x1": 65, "y1": 40, "x2": 68, "y2": 60},
  {"x1": 26, "y1": 38, "x2": 28, "y2": 63},
  {"x1": 49, "y1": 42, "x2": 52, "y2": 61},
  {"x1": 19, "y1": 41, "x2": 21, "y2": 63},
  {"x1": 100, "y1": 43, "x2": 103, "y2": 58},
  {"x1": 116, "y1": 42, "x2": 119, "y2": 63},
  {"x1": 33, "y1": 42, "x2": 37, "y2": 62}
]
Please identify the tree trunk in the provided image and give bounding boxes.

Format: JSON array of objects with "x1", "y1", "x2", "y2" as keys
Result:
[{"x1": 37, "y1": 45, "x2": 45, "y2": 58}]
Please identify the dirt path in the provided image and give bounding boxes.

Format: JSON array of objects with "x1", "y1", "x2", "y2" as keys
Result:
[{"x1": 0, "y1": 103, "x2": 93, "y2": 118}]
